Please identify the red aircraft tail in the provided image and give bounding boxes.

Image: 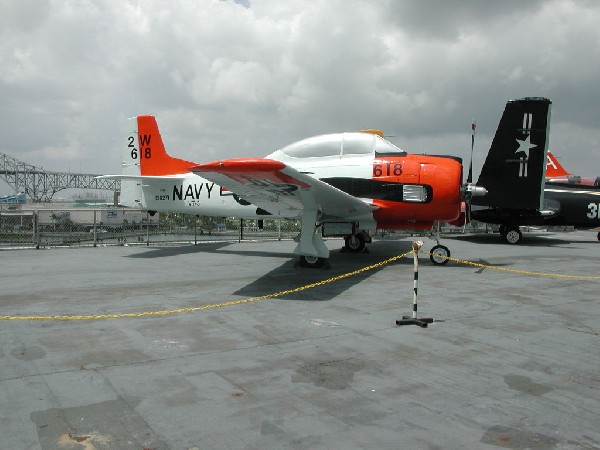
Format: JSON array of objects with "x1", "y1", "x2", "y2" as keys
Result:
[
  {"x1": 132, "y1": 115, "x2": 196, "y2": 176},
  {"x1": 546, "y1": 151, "x2": 570, "y2": 178}
]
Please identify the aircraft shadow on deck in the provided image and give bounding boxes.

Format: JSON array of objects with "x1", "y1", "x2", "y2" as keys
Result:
[
  {"x1": 125, "y1": 242, "x2": 233, "y2": 258},
  {"x1": 443, "y1": 232, "x2": 592, "y2": 247},
  {"x1": 124, "y1": 241, "x2": 313, "y2": 260},
  {"x1": 232, "y1": 241, "x2": 415, "y2": 302},
  {"x1": 123, "y1": 240, "x2": 457, "y2": 302}
]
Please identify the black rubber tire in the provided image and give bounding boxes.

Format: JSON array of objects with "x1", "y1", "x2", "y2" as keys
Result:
[
  {"x1": 344, "y1": 234, "x2": 366, "y2": 253},
  {"x1": 300, "y1": 255, "x2": 327, "y2": 268},
  {"x1": 430, "y1": 245, "x2": 450, "y2": 265},
  {"x1": 503, "y1": 227, "x2": 522, "y2": 244}
]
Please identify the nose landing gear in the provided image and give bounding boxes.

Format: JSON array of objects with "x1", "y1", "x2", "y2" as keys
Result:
[{"x1": 429, "y1": 244, "x2": 450, "y2": 265}]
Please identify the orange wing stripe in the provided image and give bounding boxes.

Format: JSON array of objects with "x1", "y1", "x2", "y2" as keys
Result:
[
  {"x1": 191, "y1": 158, "x2": 286, "y2": 173},
  {"x1": 192, "y1": 158, "x2": 311, "y2": 190}
]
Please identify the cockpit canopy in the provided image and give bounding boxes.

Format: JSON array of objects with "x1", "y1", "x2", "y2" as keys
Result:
[{"x1": 273, "y1": 132, "x2": 406, "y2": 159}]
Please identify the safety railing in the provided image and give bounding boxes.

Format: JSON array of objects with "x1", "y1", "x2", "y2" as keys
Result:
[
  {"x1": 0, "y1": 208, "x2": 575, "y2": 249},
  {"x1": 0, "y1": 209, "x2": 302, "y2": 248}
]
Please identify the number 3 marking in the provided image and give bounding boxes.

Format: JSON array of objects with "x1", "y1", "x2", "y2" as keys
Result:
[{"x1": 587, "y1": 203, "x2": 599, "y2": 219}]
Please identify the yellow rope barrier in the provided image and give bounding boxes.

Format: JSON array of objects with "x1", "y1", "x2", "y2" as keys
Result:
[
  {"x1": 0, "y1": 251, "x2": 413, "y2": 321},
  {"x1": 1, "y1": 248, "x2": 597, "y2": 321},
  {"x1": 422, "y1": 250, "x2": 600, "y2": 280}
]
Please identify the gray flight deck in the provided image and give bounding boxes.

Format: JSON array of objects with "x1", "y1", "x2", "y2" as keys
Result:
[{"x1": 1, "y1": 231, "x2": 598, "y2": 449}]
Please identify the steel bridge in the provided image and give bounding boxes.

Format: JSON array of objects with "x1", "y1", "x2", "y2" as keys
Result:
[{"x1": 0, "y1": 152, "x2": 120, "y2": 202}]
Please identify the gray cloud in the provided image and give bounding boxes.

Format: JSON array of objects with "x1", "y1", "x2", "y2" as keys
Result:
[{"x1": 382, "y1": 0, "x2": 548, "y2": 39}]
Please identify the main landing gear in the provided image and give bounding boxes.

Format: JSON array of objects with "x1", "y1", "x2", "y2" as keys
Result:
[
  {"x1": 296, "y1": 227, "x2": 374, "y2": 268},
  {"x1": 499, "y1": 224, "x2": 523, "y2": 244},
  {"x1": 294, "y1": 209, "x2": 331, "y2": 269},
  {"x1": 343, "y1": 231, "x2": 370, "y2": 253},
  {"x1": 298, "y1": 255, "x2": 328, "y2": 269}
]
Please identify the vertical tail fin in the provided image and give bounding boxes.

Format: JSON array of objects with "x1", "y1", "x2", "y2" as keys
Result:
[
  {"x1": 118, "y1": 115, "x2": 196, "y2": 208},
  {"x1": 132, "y1": 116, "x2": 196, "y2": 176},
  {"x1": 546, "y1": 151, "x2": 571, "y2": 177},
  {"x1": 473, "y1": 97, "x2": 551, "y2": 210}
]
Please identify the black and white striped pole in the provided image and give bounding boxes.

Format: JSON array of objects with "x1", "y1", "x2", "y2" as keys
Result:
[{"x1": 396, "y1": 240, "x2": 434, "y2": 328}]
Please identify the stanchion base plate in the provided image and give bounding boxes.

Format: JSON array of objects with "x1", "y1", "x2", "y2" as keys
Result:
[{"x1": 396, "y1": 317, "x2": 434, "y2": 328}]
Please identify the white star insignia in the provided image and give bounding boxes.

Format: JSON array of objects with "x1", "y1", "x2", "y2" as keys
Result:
[{"x1": 515, "y1": 134, "x2": 538, "y2": 159}]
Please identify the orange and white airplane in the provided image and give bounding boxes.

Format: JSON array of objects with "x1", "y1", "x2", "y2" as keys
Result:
[{"x1": 101, "y1": 98, "x2": 550, "y2": 266}]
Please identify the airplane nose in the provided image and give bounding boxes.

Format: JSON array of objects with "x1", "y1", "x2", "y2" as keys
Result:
[{"x1": 435, "y1": 160, "x2": 463, "y2": 220}]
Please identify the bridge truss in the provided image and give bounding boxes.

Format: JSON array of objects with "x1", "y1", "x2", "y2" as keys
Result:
[{"x1": 0, "y1": 152, "x2": 120, "y2": 202}]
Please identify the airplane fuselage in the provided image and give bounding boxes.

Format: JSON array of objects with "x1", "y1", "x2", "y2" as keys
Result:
[
  {"x1": 137, "y1": 151, "x2": 463, "y2": 232},
  {"x1": 543, "y1": 182, "x2": 600, "y2": 229},
  {"x1": 471, "y1": 181, "x2": 600, "y2": 230},
  {"x1": 140, "y1": 176, "x2": 260, "y2": 217}
]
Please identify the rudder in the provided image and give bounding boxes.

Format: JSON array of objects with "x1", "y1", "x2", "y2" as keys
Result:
[{"x1": 134, "y1": 115, "x2": 195, "y2": 176}]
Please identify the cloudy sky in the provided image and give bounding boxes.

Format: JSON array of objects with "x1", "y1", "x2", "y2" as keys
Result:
[{"x1": 1, "y1": 0, "x2": 599, "y2": 196}]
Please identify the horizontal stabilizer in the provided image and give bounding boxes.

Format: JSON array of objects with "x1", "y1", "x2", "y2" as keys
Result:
[{"x1": 96, "y1": 174, "x2": 188, "y2": 181}]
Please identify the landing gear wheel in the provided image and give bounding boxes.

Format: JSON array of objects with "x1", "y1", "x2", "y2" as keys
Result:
[
  {"x1": 430, "y1": 245, "x2": 450, "y2": 265},
  {"x1": 300, "y1": 255, "x2": 327, "y2": 268},
  {"x1": 597, "y1": 231, "x2": 600, "y2": 241},
  {"x1": 344, "y1": 234, "x2": 366, "y2": 253},
  {"x1": 503, "y1": 227, "x2": 522, "y2": 244}
]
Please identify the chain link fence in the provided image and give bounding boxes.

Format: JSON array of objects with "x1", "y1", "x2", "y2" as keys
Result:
[
  {"x1": 0, "y1": 208, "x2": 302, "y2": 249},
  {"x1": 0, "y1": 207, "x2": 574, "y2": 249}
]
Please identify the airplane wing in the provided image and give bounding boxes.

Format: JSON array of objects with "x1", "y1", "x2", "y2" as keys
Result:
[{"x1": 190, "y1": 158, "x2": 376, "y2": 219}]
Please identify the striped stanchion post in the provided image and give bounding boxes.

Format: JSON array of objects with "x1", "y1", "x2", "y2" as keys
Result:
[{"x1": 396, "y1": 240, "x2": 434, "y2": 328}]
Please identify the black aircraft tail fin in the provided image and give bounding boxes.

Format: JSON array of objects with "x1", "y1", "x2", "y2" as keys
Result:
[{"x1": 472, "y1": 97, "x2": 551, "y2": 210}]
